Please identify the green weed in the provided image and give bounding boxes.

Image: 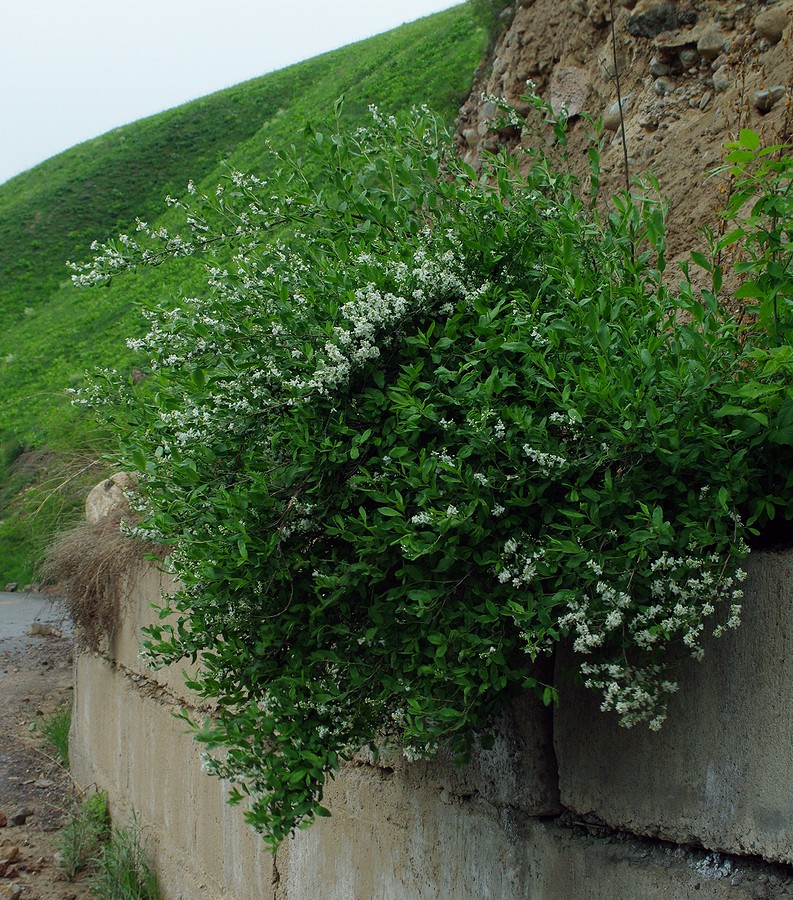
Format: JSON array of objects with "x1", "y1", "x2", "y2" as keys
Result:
[
  {"x1": 89, "y1": 818, "x2": 161, "y2": 900},
  {"x1": 58, "y1": 791, "x2": 111, "y2": 881},
  {"x1": 39, "y1": 702, "x2": 71, "y2": 767}
]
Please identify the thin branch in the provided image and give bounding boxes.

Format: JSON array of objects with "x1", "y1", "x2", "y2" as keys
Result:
[{"x1": 609, "y1": 0, "x2": 631, "y2": 193}]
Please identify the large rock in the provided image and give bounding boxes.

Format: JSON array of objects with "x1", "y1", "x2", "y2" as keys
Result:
[
  {"x1": 555, "y1": 551, "x2": 793, "y2": 865},
  {"x1": 628, "y1": 1, "x2": 678, "y2": 38},
  {"x1": 754, "y1": 85, "x2": 788, "y2": 114},
  {"x1": 696, "y1": 28, "x2": 727, "y2": 60},
  {"x1": 85, "y1": 472, "x2": 137, "y2": 525},
  {"x1": 755, "y1": 4, "x2": 792, "y2": 44}
]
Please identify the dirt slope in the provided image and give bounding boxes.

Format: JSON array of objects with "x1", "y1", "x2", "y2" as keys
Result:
[{"x1": 456, "y1": 0, "x2": 793, "y2": 269}]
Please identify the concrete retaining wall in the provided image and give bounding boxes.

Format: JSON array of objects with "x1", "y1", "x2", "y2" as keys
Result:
[
  {"x1": 555, "y1": 550, "x2": 793, "y2": 866},
  {"x1": 70, "y1": 552, "x2": 793, "y2": 898}
]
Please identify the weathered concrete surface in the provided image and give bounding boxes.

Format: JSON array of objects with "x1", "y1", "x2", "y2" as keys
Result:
[
  {"x1": 555, "y1": 550, "x2": 793, "y2": 865},
  {"x1": 71, "y1": 653, "x2": 275, "y2": 899},
  {"x1": 110, "y1": 564, "x2": 203, "y2": 705},
  {"x1": 71, "y1": 552, "x2": 793, "y2": 897},
  {"x1": 399, "y1": 687, "x2": 561, "y2": 817},
  {"x1": 280, "y1": 799, "x2": 791, "y2": 899},
  {"x1": 72, "y1": 655, "x2": 789, "y2": 900}
]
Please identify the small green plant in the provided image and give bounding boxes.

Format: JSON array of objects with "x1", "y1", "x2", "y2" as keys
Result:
[
  {"x1": 39, "y1": 702, "x2": 71, "y2": 767},
  {"x1": 719, "y1": 129, "x2": 793, "y2": 343},
  {"x1": 688, "y1": 129, "x2": 793, "y2": 527},
  {"x1": 89, "y1": 818, "x2": 161, "y2": 900},
  {"x1": 71, "y1": 98, "x2": 793, "y2": 847},
  {"x1": 58, "y1": 791, "x2": 111, "y2": 881}
]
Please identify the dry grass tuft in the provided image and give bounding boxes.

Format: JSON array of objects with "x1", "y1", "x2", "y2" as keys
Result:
[{"x1": 40, "y1": 518, "x2": 162, "y2": 651}]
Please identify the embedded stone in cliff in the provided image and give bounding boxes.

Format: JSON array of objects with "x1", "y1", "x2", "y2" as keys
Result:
[
  {"x1": 628, "y1": 1, "x2": 678, "y2": 38},
  {"x1": 549, "y1": 66, "x2": 591, "y2": 119},
  {"x1": 654, "y1": 29, "x2": 693, "y2": 49},
  {"x1": 754, "y1": 85, "x2": 788, "y2": 114},
  {"x1": 653, "y1": 77, "x2": 675, "y2": 96},
  {"x1": 755, "y1": 4, "x2": 792, "y2": 44},
  {"x1": 712, "y1": 66, "x2": 732, "y2": 93},
  {"x1": 602, "y1": 94, "x2": 634, "y2": 131},
  {"x1": 696, "y1": 28, "x2": 727, "y2": 60},
  {"x1": 678, "y1": 46, "x2": 699, "y2": 68},
  {"x1": 649, "y1": 55, "x2": 671, "y2": 76}
]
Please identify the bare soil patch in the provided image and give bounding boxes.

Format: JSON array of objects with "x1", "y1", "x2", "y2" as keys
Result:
[{"x1": 0, "y1": 631, "x2": 92, "y2": 900}]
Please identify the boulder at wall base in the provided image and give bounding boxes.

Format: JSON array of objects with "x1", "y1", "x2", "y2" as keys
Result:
[{"x1": 85, "y1": 472, "x2": 138, "y2": 525}]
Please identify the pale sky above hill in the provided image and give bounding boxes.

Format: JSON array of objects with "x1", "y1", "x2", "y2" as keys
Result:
[{"x1": 0, "y1": 0, "x2": 462, "y2": 186}]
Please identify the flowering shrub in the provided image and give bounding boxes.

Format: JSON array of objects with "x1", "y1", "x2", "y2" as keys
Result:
[{"x1": 71, "y1": 102, "x2": 792, "y2": 846}]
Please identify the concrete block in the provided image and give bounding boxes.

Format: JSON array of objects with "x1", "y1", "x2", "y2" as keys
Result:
[
  {"x1": 555, "y1": 551, "x2": 793, "y2": 864},
  {"x1": 110, "y1": 564, "x2": 203, "y2": 704},
  {"x1": 71, "y1": 653, "x2": 274, "y2": 898},
  {"x1": 72, "y1": 644, "x2": 793, "y2": 899},
  {"x1": 386, "y1": 686, "x2": 561, "y2": 817},
  {"x1": 278, "y1": 769, "x2": 787, "y2": 899}
]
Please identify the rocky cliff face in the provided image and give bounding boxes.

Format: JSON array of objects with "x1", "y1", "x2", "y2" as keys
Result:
[{"x1": 457, "y1": 0, "x2": 792, "y2": 266}]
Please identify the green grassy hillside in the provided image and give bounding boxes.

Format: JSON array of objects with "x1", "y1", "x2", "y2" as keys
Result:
[{"x1": 0, "y1": 4, "x2": 487, "y2": 582}]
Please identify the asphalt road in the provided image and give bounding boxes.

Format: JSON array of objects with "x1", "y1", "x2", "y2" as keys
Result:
[{"x1": 0, "y1": 592, "x2": 67, "y2": 641}]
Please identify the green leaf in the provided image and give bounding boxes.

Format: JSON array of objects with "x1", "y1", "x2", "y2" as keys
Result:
[
  {"x1": 739, "y1": 128, "x2": 760, "y2": 151},
  {"x1": 690, "y1": 251, "x2": 711, "y2": 272},
  {"x1": 734, "y1": 281, "x2": 765, "y2": 300}
]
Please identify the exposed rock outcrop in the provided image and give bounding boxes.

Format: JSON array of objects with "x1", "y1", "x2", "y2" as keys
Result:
[{"x1": 457, "y1": 0, "x2": 793, "y2": 268}]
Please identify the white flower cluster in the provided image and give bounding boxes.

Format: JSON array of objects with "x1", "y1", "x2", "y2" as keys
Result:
[
  {"x1": 402, "y1": 741, "x2": 440, "y2": 762},
  {"x1": 559, "y1": 577, "x2": 632, "y2": 653},
  {"x1": 522, "y1": 444, "x2": 567, "y2": 476},
  {"x1": 560, "y1": 549, "x2": 748, "y2": 728},
  {"x1": 579, "y1": 661, "x2": 679, "y2": 730},
  {"x1": 284, "y1": 236, "x2": 488, "y2": 400},
  {"x1": 279, "y1": 499, "x2": 318, "y2": 539},
  {"x1": 68, "y1": 238, "x2": 137, "y2": 286},
  {"x1": 68, "y1": 220, "x2": 199, "y2": 286},
  {"x1": 498, "y1": 535, "x2": 545, "y2": 588}
]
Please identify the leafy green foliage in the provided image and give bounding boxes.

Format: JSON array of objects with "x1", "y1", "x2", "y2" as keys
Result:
[
  {"x1": 75, "y1": 102, "x2": 792, "y2": 848},
  {"x1": 58, "y1": 792, "x2": 160, "y2": 899},
  {"x1": 0, "y1": 5, "x2": 486, "y2": 582},
  {"x1": 690, "y1": 130, "x2": 793, "y2": 528}
]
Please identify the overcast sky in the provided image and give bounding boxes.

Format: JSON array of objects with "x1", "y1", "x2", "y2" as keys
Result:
[{"x1": 0, "y1": 0, "x2": 462, "y2": 186}]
